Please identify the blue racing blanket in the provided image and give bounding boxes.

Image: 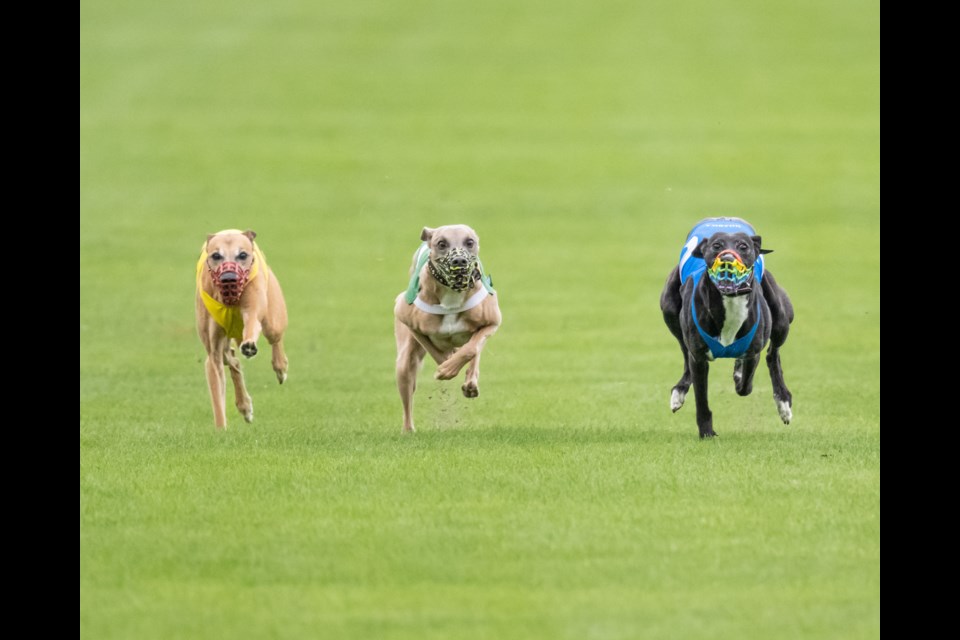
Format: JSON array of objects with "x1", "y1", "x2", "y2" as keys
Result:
[
  {"x1": 678, "y1": 217, "x2": 764, "y2": 359},
  {"x1": 678, "y1": 217, "x2": 764, "y2": 287}
]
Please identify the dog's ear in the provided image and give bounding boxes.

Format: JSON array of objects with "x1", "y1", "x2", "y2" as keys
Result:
[
  {"x1": 752, "y1": 235, "x2": 773, "y2": 255},
  {"x1": 243, "y1": 230, "x2": 257, "y2": 241},
  {"x1": 692, "y1": 238, "x2": 709, "y2": 259},
  {"x1": 420, "y1": 227, "x2": 435, "y2": 243},
  {"x1": 206, "y1": 233, "x2": 215, "y2": 243}
]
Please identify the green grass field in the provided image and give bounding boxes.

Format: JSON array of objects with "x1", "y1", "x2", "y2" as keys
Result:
[{"x1": 80, "y1": 1, "x2": 880, "y2": 638}]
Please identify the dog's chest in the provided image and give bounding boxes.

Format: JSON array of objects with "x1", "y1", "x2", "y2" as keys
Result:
[
  {"x1": 433, "y1": 292, "x2": 473, "y2": 337},
  {"x1": 434, "y1": 313, "x2": 473, "y2": 343},
  {"x1": 719, "y1": 296, "x2": 751, "y2": 346},
  {"x1": 416, "y1": 312, "x2": 474, "y2": 351},
  {"x1": 436, "y1": 314, "x2": 471, "y2": 337}
]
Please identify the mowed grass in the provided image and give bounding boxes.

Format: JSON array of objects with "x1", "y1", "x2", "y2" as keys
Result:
[{"x1": 80, "y1": 1, "x2": 879, "y2": 638}]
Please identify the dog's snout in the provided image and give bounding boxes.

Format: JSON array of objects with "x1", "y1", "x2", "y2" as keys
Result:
[
  {"x1": 219, "y1": 271, "x2": 239, "y2": 282},
  {"x1": 451, "y1": 256, "x2": 469, "y2": 268},
  {"x1": 717, "y1": 250, "x2": 743, "y2": 263}
]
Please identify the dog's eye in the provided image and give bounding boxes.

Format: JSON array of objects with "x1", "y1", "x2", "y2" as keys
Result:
[
  {"x1": 712, "y1": 243, "x2": 723, "y2": 251},
  {"x1": 737, "y1": 243, "x2": 749, "y2": 252},
  {"x1": 437, "y1": 240, "x2": 448, "y2": 250},
  {"x1": 211, "y1": 252, "x2": 223, "y2": 261},
  {"x1": 237, "y1": 251, "x2": 249, "y2": 260},
  {"x1": 464, "y1": 239, "x2": 475, "y2": 248}
]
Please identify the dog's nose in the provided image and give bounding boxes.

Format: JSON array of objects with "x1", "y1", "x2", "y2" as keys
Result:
[
  {"x1": 219, "y1": 271, "x2": 239, "y2": 282},
  {"x1": 451, "y1": 256, "x2": 469, "y2": 268}
]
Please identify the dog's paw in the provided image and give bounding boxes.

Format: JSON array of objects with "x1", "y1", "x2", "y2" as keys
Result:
[
  {"x1": 777, "y1": 400, "x2": 792, "y2": 424},
  {"x1": 240, "y1": 341, "x2": 258, "y2": 358},
  {"x1": 435, "y1": 360, "x2": 462, "y2": 380},
  {"x1": 242, "y1": 408, "x2": 254, "y2": 423},
  {"x1": 462, "y1": 381, "x2": 479, "y2": 398},
  {"x1": 670, "y1": 388, "x2": 686, "y2": 412},
  {"x1": 276, "y1": 370, "x2": 287, "y2": 384}
]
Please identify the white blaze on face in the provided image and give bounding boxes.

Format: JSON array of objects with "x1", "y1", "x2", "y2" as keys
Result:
[{"x1": 719, "y1": 296, "x2": 751, "y2": 346}]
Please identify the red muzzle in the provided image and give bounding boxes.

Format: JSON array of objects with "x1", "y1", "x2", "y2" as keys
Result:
[{"x1": 210, "y1": 262, "x2": 250, "y2": 305}]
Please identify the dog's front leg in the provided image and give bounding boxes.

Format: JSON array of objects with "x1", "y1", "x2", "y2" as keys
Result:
[
  {"x1": 240, "y1": 315, "x2": 263, "y2": 358},
  {"x1": 205, "y1": 346, "x2": 229, "y2": 429},
  {"x1": 224, "y1": 346, "x2": 254, "y2": 423},
  {"x1": 410, "y1": 330, "x2": 451, "y2": 366},
  {"x1": 690, "y1": 356, "x2": 716, "y2": 438},
  {"x1": 395, "y1": 320, "x2": 426, "y2": 433},
  {"x1": 435, "y1": 324, "x2": 499, "y2": 381}
]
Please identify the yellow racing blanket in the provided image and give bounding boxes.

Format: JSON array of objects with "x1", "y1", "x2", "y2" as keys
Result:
[{"x1": 196, "y1": 244, "x2": 266, "y2": 342}]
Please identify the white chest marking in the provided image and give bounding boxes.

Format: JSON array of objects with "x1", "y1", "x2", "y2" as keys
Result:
[
  {"x1": 719, "y1": 296, "x2": 750, "y2": 346},
  {"x1": 436, "y1": 291, "x2": 471, "y2": 335},
  {"x1": 438, "y1": 314, "x2": 470, "y2": 336}
]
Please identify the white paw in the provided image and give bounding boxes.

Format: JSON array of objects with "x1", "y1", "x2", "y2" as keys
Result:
[
  {"x1": 277, "y1": 371, "x2": 287, "y2": 384},
  {"x1": 671, "y1": 389, "x2": 686, "y2": 412},
  {"x1": 243, "y1": 409, "x2": 254, "y2": 423},
  {"x1": 777, "y1": 400, "x2": 792, "y2": 424}
]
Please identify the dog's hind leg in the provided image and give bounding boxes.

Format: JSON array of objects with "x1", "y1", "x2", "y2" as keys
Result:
[
  {"x1": 660, "y1": 267, "x2": 690, "y2": 412},
  {"x1": 462, "y1": 352, "x2": 480, "y2": 398},
  {"x1": 262, "y1": 305, "x2": 289, "y2": 384},
  {"x1": 268, "y1": 338, "x2": 288, "y2": 385},
  {"x1": 224, "y1": 346, "x2": 254, "y2": 423},
  {"x1": 733, "y1": 355, "x2": 761, "y2": 396},
  {"x1": 671, "y1": 350, "x2": 692, "y2": 412},
  {"x1": 762, "y1": 273, "x2": 794, "y2": 424},
  {"x1": 262, "y1": 272, "x2": 289, "y2": 383},
  {"x1": 766, "y1": 340, "x2": 792, "y2": 424},
  {"x1": 396, "y1": 320, "x2": 426, "y2": 433}
]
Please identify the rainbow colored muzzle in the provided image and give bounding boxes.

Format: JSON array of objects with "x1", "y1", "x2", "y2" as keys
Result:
[{"x1": 707, "y1": 250, "x2": 754, "y2": 295}]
